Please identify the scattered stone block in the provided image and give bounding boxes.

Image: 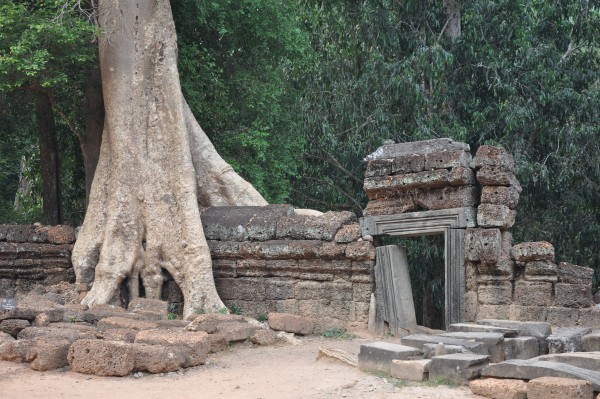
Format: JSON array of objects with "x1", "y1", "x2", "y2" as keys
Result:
[
  {"x1": 27, "y1": 336, "x2": 71, "y2": 371},
  {"x1": 465, "y1": 228, "x2": 502, "y2": 263},
  {"x1": 504, "y1": 337, "x2": 539, "y2": 360},
  {"x1": 558, "y1": 263, "x2": 594, "y2": 285},
  {"x1": 185, "y1": 313, "x2": 245, "y2": 333},
  {"x1": 17, "y1": 325, "x2": 97, "y2": 342},
  {"x1": 250, "y1": 329, "x2": 280, "y2": 346},
  {"x1": 440, "y1": 332, "x2": 505, "y2": 363},
  {"x1": 554, "y1": 283, "x2": 593, "y2": 308},
  {"x1": 548, "y1": 328, "x2": 592, "y2": 354},
  {"x1": 68, "y1": 339, "x2": 134, "y2": 376},
  {"x1": 481, "y1": 186, "x2": 520, "y2": 209},
  {"x1": 0, "y1": 295, "x2": 64, "y2": 322},
  {"x1": 477, "y1": 204, "x2": 516, "y2": 229},
  {"x1": 358, "y1": 342, "x2": 422, "y2": 373},
  {"x1": 101, "y1": 328, "x2": 137, "y2": 343},
  {"x1": 481, "y1": 359, "x2": 600, "y2": 391},
  {"x1": 401, "y1": 334, "x2": 488, "y2": 355},
  {"x1": 127, "y1": 298, "x2": 168, "y2": 319},
  {"x1": 469, "y1": 378, "x2": 527, "y2": 399},
  {"x1": 513, "y1": 281, "x2": 552, "y2": 306},
  {"x1": 477, "y1": 282, "x2": 513, "y2": 305},
  {"x1": 527, "y1": 376, "x2": 592, "y2": 399},
  {"x1": 447, "y1": 323, "x2": 517, "y2": 337},
  {"x1": 96, "y1": 317, "x2": 158, "y2": 331},
  {"x1": 390, "y1": 359, "x2": 430, "y2": 381},
  {"x1": 423, "y1": 343, "x2": 471, "y2": 359},
  {"x1": 474, "y1": 146, "x2": 516, "y2": 172},
  {"x1": 267, "y1": 312, "x2": 314, "y2": 335},
  {"x1": 477, "y1": 320, "x2": 551, "y2": 354},
  {"x1": 536, "y1": 353, "x2": 600, "y2": 372},
  {"x1": 134, "y1": 328, "x2": 210, "y2": 367},
  {"x1": 131, "y1": 343, "x2": 186, "y2": 373},
  {"x1": 215, "y1": 321, "x2": 261, "y2": 342},
  {"x1": 511, "y1": 242, "x2": 554, "y2": 262},
  {"x1": 582, "y1": 333, "x2": 600, "y2": 352},
  {"x1": 0, "y1": 319, "x2": 30, "y2": 338},
  {"x1": 33, "y1": 313, "x2": 51, "y2": 327},
  {"x1": 429, "y1": 353, "x2": 490, "y2": 382}
]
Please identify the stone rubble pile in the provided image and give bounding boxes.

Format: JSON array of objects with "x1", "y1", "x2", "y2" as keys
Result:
[
  {"x1": 0, "y1": 295, "x2": 313, "y2": 376},
  {"x1": 358, "y1": 320, "x2": 600, "y2": 398}
]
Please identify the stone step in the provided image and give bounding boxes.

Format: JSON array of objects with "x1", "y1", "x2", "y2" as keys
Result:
[
  {"x1": 401, "y1": 334, "x2": 488, "y2": 355},
  {"x1": 477, "y1": 319, "x2": 551, "y2": 353},
  {"x1": 505, "y1": 337, "x2": 540, "y2": 360},
  {"x1": 447, "y1": 323, "x2": 518, "y2": 337},
  {"x1": 429, "y1": 353, "x2": 490, "y2": 383},
  {"x1": 481, "y1": 359, "x2": 600, "y2": 391},
  {"x1": 535, "y1": 352, "x2": 600, "y2": 372},
  {"x1": 440, "y1": 332, "x2": 505, "y2": 363},
  {"x1": 548, "y1": 327, "x2": 591, "y2": 354},
  {"x1": 358, "y1": 342, "x2": 422, "y2": 373}
]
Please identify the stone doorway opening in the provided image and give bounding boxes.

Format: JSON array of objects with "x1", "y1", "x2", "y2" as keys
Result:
[
  {"x1": 361, "y1": 207, "x2": 475, "y2": 335},
  {"x1": 380, "y1": 235, "x2": 445, "y2": 330}
]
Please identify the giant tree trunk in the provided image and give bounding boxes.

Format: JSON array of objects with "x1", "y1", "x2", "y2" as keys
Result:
[
  {"x1": 81, "y1": 63, "x2": 104, "y2": 207},
  {"x1": 36, "y1": 94, "x2": 62, "y2": 225},
  {"x1": 72, "y1": 0, "x2": 267, "y2": 318}
]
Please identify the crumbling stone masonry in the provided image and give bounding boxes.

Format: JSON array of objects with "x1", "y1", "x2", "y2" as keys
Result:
[{"x1": 362, "y1": 138, "x2": 595, "y2": 328}]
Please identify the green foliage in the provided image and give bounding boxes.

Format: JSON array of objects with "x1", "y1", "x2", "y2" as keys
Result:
[
  {"x1": 257, "y1": 313, "x2": 268, "y2": 322},
  {"x1": 167, "y1": 313, "x2": 177, "y2": 320},
  {"x1": 172, "y1": 0, "x2": 312, "y2": 203},
  {"x1": 319, "y1": 328, "x2": 355, "y2": 339},
  {"x1": 218, "y1": 307, "x2": 229, "y2": 314},
  {"x1": 229, "y1": 303, "x2": 243, "y2": 315}
]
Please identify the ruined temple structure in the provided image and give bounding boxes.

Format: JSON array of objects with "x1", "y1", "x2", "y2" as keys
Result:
[
  {"x1": 0, "y1": 138, "x2": 596, "y2": 335},
  {"x1": 362, "y1": 138, "x2": 596, "y2": 333}
]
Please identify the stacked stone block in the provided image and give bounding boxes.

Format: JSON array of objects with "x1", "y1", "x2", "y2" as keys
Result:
[
  {"x1": 363, "y1": 138, "x2": 478, "y2": 216},
  {"x1": 198, "y1": 205, "x2": 375, "y2": 331},
  {"x1": 0, "y1": 225, "x2": 76, "y2": 297}
]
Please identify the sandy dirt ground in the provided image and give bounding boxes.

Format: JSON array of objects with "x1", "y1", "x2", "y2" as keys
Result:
[{"x1": 0, "y1": 336, "x2": 483, "y2": 399}]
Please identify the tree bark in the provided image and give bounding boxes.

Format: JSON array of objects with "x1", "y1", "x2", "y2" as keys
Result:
[
  {"x1": 36, "y1": 94, "x2": 62, "y2": 225},
  {"x1": 72, "y1": 0, "x2": 266, "y2": 318},
  {"x1": 442, "y1": 0, "x2": 461, "y2": 41},
  {"x1": 81, "y1": 63, "x2": 104, "y2": 207}
]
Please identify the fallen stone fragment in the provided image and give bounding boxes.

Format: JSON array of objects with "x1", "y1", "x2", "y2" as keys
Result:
[
  {"x1": 250, "y1": 329, "x2": 280, "y2": 346},
  {"x1": 358, "y1": 342, "x2": 422, "y2": 373},
  {"x1": 215, "y1": 321, "x2": 261, "y2": 342},
  {"x1": 97, "y1": 317, "x2": 159, "y2": 331},
  {"x1": 185, "y1": 313, "x2": 245, "y2": 333},
  {"x1": 131, "y1": 343, "x2": 186, "y2": 373},
  {"x1": 101, "y1": 328, "x2": 137, "y2": 343},
  {"x1": 535, "y1": 352, "x2": 600, "y2": 372},
  {"x1": 428, "y1": 353, "x2": 490, "y2": 383},
  {"x1": 134, "y1": 328, "x2": 210, "y2": 367},
  {"x1": 317, "y1": 347, "x2": 358, "y2": 367},
  {"x1": 0, "y1": 319, "x2": 30, "y2": 338},
  {"x1": 469, "y1": 378, "x2": 527, "y2": 399},
  {"x1": 33, "y1": 313, "x2": 51, "y2": 327},
  {"x1": 504, "y1": 337, "x2": 539, "y2": 360},
  {"x1": 401, "y1": 334, "x2": 488, "y2": 355},
  {"x1": 527, "y1": 376, "x2": 592, "y2": 399},
  {"x1": 440, "y1": 332, "x2": 505, "y2": 363},
  {"x1": 267, "y1": 312, "x2": 314, "y2": 335},
  {"x1": 390, "y1": 359, "x2": 430, "y2": 381},
  {"x1": 547, "y1": 328, "x2": 591, "y2": 354},
  {"x1": 68, "y1": 339, "x2": 134, "y2": 376},
  {"x1": 447, "y1": 323, "x2": 517, "y2": 337},
  {"x1": 27, "y1": 337, "x2": 71, "y2": 371},
  {"x1": 481, "y1": 359, "x2": 600, "y2": 391}
]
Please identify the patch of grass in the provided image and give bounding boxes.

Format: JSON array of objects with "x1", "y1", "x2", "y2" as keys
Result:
[
  {"x1": 69, "y1": 316, "x2": 80, "y2": 323},
  {"x1": 218, "y1": 307, "x2": 229, "y2": 314},
  {"x1": 320, "y1": 328, "x2": 355, "y2": 339},
  {"x1": 257, "y1": 313, "x2": 268, "y2": 322},
  {"x1": 167, "y1": 313, "x2": 177, "y2": 320},
  {"x1": 229, "y1": 303, "x2": 243, "y2": 315},
  {"x1": 423, "y1": 375, "x2": 461, "y2": 388}
]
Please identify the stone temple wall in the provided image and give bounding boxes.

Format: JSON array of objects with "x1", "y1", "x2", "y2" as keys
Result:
[
  {"x1": 0, "y1": 206, "x2": 375, "y2": 332},
  {"x1": 363, "y1": 138, "x2": 597, "y2": 328}
]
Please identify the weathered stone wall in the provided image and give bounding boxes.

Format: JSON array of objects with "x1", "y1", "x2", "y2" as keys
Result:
[
  {"x1": 0, "y1": 225, "x2": 76, "y2": 297},
  {"x1": 363, "y1": 138, "x2": 595, "y2": 327},
  {"x1": 1, "y1": 206, "x2": 376, "y2": 332}
]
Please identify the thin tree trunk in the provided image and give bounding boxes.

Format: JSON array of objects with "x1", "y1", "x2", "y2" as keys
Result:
[
  {"x1": 443, "y1": 0, "x2": 461, "y2": 41},
  {"x1": 36, "y1": 94, "x2": 62, "y2": 225},
  {"x1": 81, "y1": 63, "x2": 104, "y2": 207},
  {"x1": 72, "y1": 0, "x2": 266, "y2": 318}
]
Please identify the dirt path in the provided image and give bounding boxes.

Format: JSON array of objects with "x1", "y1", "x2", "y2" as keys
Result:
[{"x1": 0, "y1": 336, "x2": 482, "y2": 399}]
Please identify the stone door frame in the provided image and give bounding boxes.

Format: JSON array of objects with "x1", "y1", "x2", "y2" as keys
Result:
[{"x1": 360, "y1": 207, "x2": 477, "y2": 327}]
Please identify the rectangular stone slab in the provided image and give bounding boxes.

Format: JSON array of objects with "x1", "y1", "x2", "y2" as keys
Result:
[
  {"x1": 505, "y1": 337, "x2": 540, "y2": 360},
  {"x1": 429, "y1": 353, "x2": 490, "y2": 382},
  {"x1": 358, "y1": 342, "x2": 422, "y2": 373},
  {"x1": 440, "y1": 332, "x2": 505, "y2": 363},
  {"x1": 447, "y1": 323, "x2": 518, "y2": 337},
  {"x1": 401, "y1": 334, "x2": 488, "y2": 355},
  {"x1": 477, "y1": 319, "x2": 551, "y2": 354},
  {"x1": 535, "y1": 352, "x2": 600, "y2": 372},
  {"x1": 547, "y1": 327, "x2": 592, "y2": 354},
  {"x1": 390, "y1": 359, "x2": 431, "y2": 381},
  {"x1": 481, "y1": 359, "x2": 600, "y2": 391}
]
